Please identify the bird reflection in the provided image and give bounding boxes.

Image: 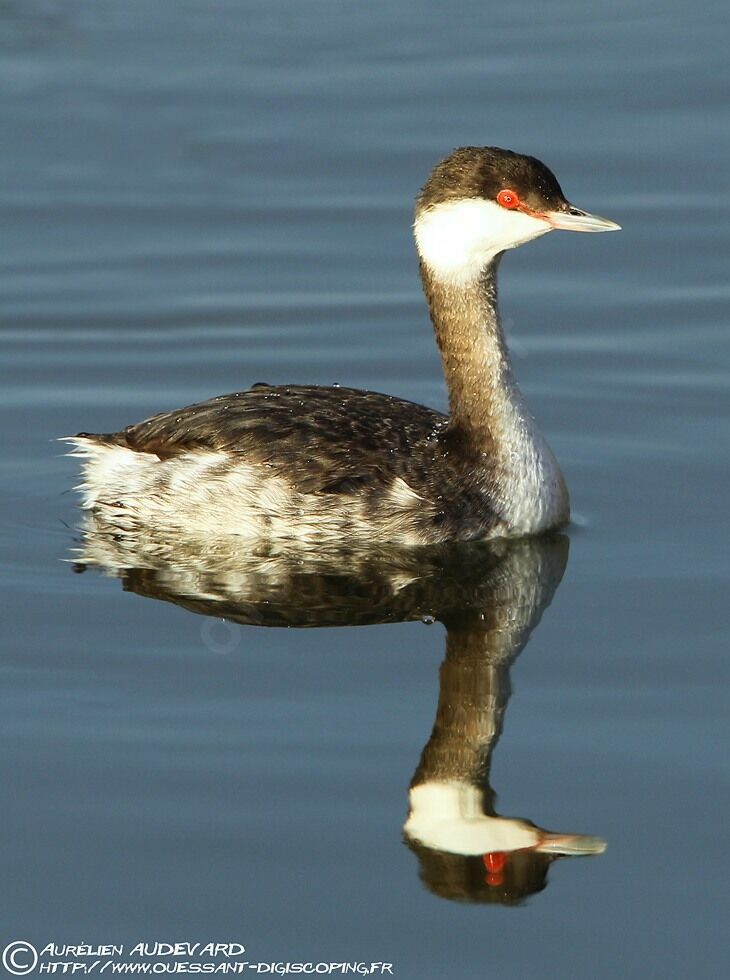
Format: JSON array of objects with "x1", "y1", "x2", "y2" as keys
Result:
[
  {"x1": 74, "y1": 515, "x2": 605, "y2": 904},
  {"x1": 404, "y1": 539, "x2": 605, "y2": 904}
]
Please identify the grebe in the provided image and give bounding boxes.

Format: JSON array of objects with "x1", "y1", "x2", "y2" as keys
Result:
[{"x1": 68, "y1": 147, "x2": 619, "y2": 544}]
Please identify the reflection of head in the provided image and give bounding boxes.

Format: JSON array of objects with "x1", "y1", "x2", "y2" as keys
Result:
[{"x1": 404, "y1": 782, "x2": 605, "y2": 906}]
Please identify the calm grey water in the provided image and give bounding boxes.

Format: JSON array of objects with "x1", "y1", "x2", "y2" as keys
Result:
[{"x1": 2, "y1": 1, "x2": 728, "y2": 977}]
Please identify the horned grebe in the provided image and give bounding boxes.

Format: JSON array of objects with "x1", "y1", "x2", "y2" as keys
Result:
[{"x1": 67, "y1": 147, "x2": 619, "y2": 544}]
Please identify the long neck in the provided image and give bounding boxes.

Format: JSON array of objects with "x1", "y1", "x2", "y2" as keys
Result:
[
  {"x1": 420, "y1": 256, "x2": 569, "y2": 533},
  {"x1": 409, "y1": 618, "x2": 510, "y2": 811},
  {"x1": 420, "y1": 255, "x2": 516, "y2": 439}
]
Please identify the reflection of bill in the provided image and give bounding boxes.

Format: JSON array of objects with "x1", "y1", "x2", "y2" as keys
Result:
[{"x1": 73, "y1": 520, "x2": 605, "y2": 906}]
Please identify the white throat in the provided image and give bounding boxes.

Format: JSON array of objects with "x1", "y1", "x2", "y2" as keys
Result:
[{"x1": 414, "y1": 198, "x2": 551, "y2": 285}]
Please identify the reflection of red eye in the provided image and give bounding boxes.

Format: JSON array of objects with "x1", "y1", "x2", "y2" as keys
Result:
[
  {"x1": 483, "y1": 852, "x2": 506, "y2": 887},
  {"x1": 483, "y1": 852, "x2": 506, "y2": 873},
  {"x1": 497, "y1": 189, "x2": 520, "y2": 209}
]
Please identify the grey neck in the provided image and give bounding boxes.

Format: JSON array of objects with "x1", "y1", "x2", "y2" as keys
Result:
[
  {"x1": 420, "y1": 255, "x2": 516, "y2": 444},
  {"x1": 409, "y1": 620, "x2": 510, "y2": 809},
  {"x1": 419, "y1": 255, "x2": 570, "y2": 533}
]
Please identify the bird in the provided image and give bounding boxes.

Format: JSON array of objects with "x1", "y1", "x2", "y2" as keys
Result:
[{"x1": 67, "y1": 146, "x2": 619, "y2": 546}]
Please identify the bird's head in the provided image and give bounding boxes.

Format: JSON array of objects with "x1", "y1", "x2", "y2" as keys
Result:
[{"x1": 415, "y1": 146, "x2": 620, "y2": 284}]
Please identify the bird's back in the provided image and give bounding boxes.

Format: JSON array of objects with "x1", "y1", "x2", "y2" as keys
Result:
[{"x1": 69, "y1": 384, "x2": 504, "y2": 544}]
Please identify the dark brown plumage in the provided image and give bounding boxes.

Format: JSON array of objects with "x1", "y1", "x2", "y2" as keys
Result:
[
  {"x1": 417, "y1": 146, "x2": 570, "y2": 214},
  {"x1": 91, "y1": 384, "x2": 503, "y2": 540}
]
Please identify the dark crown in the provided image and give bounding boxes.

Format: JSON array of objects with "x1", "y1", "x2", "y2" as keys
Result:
[{"x1": 417, "y1": 147, "x2": 569, "y2": 214}]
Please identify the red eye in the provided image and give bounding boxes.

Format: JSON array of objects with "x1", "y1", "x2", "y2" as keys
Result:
[{"x1": 497, "y1": 189, "x2": 520, "y2": 210}]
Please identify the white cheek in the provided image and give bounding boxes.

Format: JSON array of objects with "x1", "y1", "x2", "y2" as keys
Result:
[{"x1": 414, "y1": 198, "x2": 551, "y2": 284}]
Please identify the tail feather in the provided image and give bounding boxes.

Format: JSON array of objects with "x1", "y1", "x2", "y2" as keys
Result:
[{"x1": 60, "y1": 435, "x2": 156, "y2": 510}]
